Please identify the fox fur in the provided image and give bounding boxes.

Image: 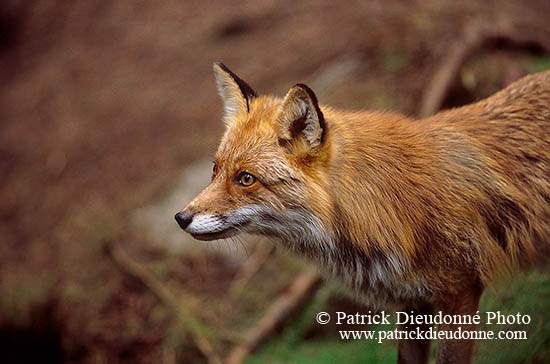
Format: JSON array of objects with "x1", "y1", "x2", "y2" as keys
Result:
[{"x1": 175, "y1": 63, "x2": 550, "y2": 364}]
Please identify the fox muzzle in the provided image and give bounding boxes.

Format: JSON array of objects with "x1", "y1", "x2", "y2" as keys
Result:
[{"x1": 174, "y1": 211, "x2": 192, "y2": 230}]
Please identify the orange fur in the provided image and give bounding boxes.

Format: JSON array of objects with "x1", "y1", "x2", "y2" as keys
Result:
[{"x1": 176, "y1": 65, "x2": 550, "y2": 364}]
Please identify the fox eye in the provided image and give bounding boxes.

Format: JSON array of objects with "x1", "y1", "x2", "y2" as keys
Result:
[{"x1": 237, "y1": 172, "x2": 256, "y2": 187}]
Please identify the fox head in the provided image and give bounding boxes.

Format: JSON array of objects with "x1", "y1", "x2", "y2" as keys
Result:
[{"x1": 175, "y1": 63, "x2": 334, "y2": 246}]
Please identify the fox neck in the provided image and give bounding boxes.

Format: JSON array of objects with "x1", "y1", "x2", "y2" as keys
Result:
[
  {"x1": 271, "y1": 111, "x2": 435, "y2": 304},
  {"x1": 250, "y1": 204, "x2": 429, "y2": 306}
]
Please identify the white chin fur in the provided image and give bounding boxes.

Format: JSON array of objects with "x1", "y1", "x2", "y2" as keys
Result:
[
  {"x1": 185, "y1": 215, "x2": 228, "y2": 234},
  {"x1": 185, "y1": 204, "x2": 322, "y2": 239},
  {"x1": 185, "y1": 206, "x2": 429, "y2": 305}
]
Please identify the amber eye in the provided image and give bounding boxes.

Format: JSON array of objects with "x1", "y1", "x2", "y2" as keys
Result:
[{"x1": 238, "y1": 172, "x2": 256, "y2": 187}]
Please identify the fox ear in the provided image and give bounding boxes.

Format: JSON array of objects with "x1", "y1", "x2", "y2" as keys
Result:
[
  {"x1": 276, "y1": 84, "x2": 325, "y2": 149},
  {"x1": 213, "y1": 62, "x2": 258, "y2": 124}
]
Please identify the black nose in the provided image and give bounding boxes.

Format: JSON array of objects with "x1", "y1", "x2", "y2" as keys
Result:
[{"x1": 174, "y1": 211, "x2": 192, "y2": 230}]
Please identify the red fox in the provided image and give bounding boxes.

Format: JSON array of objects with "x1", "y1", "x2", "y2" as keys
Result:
[{"x1": 175, "y1": 62, "x2": 550, "y2": 364}]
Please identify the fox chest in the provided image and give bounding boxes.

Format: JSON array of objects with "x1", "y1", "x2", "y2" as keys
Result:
[
  {"x1": 330, "y1": 254, "x2": 430, "y2": 307},
  {"x1": 287, "y1": 239, "x2": 431, "y2": 307}
]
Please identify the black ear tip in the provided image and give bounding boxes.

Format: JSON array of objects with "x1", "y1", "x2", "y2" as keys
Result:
[
  {"x1": 214, "y1": 62, "x2": 229, "y2": 72},
  {"x1": 293, "y1": 83, "x2": 319, "y2": 105},
  {"x1": 294, "y1": 83, "x2": 312, "y2": 91},
  {"x1": 212, "y1": 62, "x2": 258, "y2": 103}
]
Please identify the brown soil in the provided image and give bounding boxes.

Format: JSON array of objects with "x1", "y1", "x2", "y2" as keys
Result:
[{"x1": 1, "y1": 0, "x2": 549, "y2": 363}]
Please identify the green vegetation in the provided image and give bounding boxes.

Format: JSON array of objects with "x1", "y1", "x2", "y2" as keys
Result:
[
  {"x1": 527, "y1": 55, "x2": 550, "y2": 73},
  {"x1": 475, "y1": 271, "x2": 550, "y2": 364},
  {"x1": 247, "y1": 272, "x2": 550, "y2": 363}
]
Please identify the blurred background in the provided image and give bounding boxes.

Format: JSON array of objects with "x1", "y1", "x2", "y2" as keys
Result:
[{"x1": 1, "y1": 0, "x2": 549, "y2": 363}]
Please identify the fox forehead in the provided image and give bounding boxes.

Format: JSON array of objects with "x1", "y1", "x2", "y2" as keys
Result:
[
  {"x1": 214, "y1": 96, "x2": 298, "y2": 184},
  {"x1": 217, "y1": 95, "x2": 280, "y2": 153}
]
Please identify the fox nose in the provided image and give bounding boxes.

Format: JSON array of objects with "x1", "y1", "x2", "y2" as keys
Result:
[{"x1": 174, "y1": 211, "x2": 192, "y2": 230}]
